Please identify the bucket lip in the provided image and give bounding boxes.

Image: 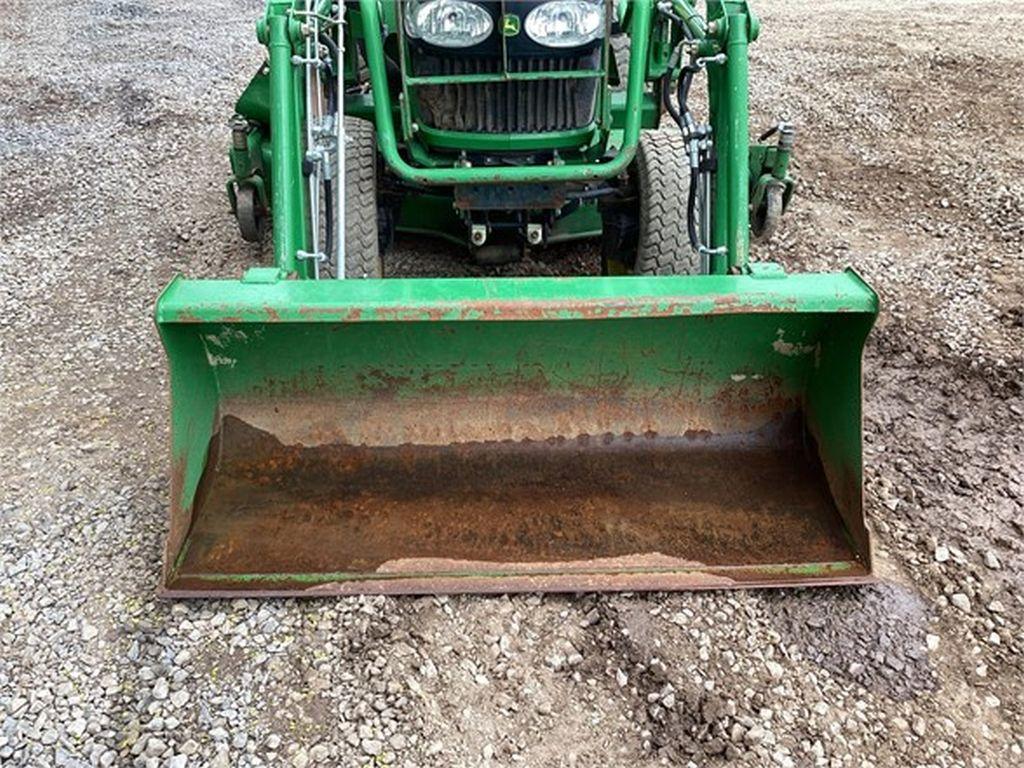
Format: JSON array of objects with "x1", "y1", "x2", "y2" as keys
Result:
[
  {"x1": 158, "y1": 565, "x2": 877, "y2": 598},
  {"x1": 156, "y1": 270, "x2": 879, "y2": 324}
]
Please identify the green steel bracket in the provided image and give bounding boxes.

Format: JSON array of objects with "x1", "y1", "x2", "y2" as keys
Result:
[
  {"x1": 748, "y1": 262, "x2": 787, "y2": 279},
  {"x1": 610, "y1": 90, "x2": 660, "y2": 130},
  {"x1": 666, "y1": 0, "x2": 709, "y2": 40},
  {"x1": 235, "y1": 67, "x2": 271, "y2": 125},
  {"x1": 707, "y1": 0, "x2": 759, "y2": 43},
  {"x1": 242, "y1": 267, "x2": 286, "y2": 284},
  {"x1": 415, "y1": 125, "x2": 599, "y2": 154}
]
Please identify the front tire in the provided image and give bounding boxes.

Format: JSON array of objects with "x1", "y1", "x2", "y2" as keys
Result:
[
  {"x1": 343, "y1": 117, "x2": 384, "y2": 278},
  {"x1": 632, "y1": 131, "x2": 701, "y2": 276}
]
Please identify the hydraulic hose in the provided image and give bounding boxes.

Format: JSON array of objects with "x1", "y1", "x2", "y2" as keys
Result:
[
  {"x1": 662, "y1": 75, "x2": 683, "y2": 131},
  {"x1": 323, "y1": 179, "x2": 334, "y2": 265},
  {"x1": 658, "y1": 3, "x2": 704, "y2": 252},
  {"x1": 686, "y1": 161, "x2": 699, "y2": 251},
  {"x1": 677, "y1": 67, "x2": 700, "y2": 251}
]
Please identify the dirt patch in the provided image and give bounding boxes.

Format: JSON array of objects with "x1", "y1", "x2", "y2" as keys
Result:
[{"x1": 766, "y1": 584, "x2": 936, "y2": 701}]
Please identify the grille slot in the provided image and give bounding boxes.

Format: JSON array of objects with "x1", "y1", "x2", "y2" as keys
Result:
[{"x1": 412, "y1": 53, "x2": 600, "y2": 134}]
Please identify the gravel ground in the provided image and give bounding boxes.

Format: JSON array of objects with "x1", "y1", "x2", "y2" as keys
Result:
[{"x1": 2, "y1": 1, "x2": 1023, "y2": 766}]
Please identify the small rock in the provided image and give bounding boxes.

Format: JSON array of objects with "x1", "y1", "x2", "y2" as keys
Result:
[
  {"x1": 67, "y1": 718, "x2": 87, "y2": 739},
  {"x1": 983, "y1": 551, "x2": 1001, "y2": 570},
  {"x1": 361, "y1": 740, "x2": 383, "y2": 757},
  {"x1": 545, "y1": 654, "x2": 565, "y2": 671},
  {"x1": 309, "y1": 744, "x2": 329, "y2": 762},
  {"x1": 950, "y1": 593, "x2": 971, "y2": 613},
  {"x1": 81, "y1": 622, "x2": 99, "y2": 641},
  {"x1": 926, "y1": 634, "x2": 939, "y2": 651},
  {"x1": 389, "y1": 734, "x2": 407, "y2": 751},
  {"x1": 166, "y1": 756, "x2": 187, "y2": 768},
  {"x1": 744, "y1": 725, "x2": 766, "y2": 746},
  {"x1": 482, "y1": 744, "x2": 495, "y2": 760},
  {"x1": 848, "y1": 662, "x2": 865, "y2": 676},
  {"x1": 987, "y1": 600, "x2": 1004, "y2": 613},
  {"x1": 152, "y1": 678, "x2": 170, "y2": 700},
  {"x1": 615, "y1": 668, "x2": 628, "y2": 687},
  {"x1": 934, "y1": 545, "x2": 950, "y2": 563},
  {"x1": 765, "y1": 660, "x2": 784, "y2": 680},
  {"x1": 291, "y1": 748, "x2": 309, "y2": 768},
  {"x1": 265, "y1": 735, "x2": 281, "y2": 751}
]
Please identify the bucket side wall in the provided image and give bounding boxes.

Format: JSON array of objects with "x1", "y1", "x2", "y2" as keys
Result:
[
  {"x1": 806, "y1": 312, "x2": 876, "y2": 565},
  {"x1": 159, "y1": 323, "x2": 221, "y2": 582}
]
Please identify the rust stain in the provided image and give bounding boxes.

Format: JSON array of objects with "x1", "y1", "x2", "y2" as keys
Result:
[
  {"x1": 297, "y1": 305, "x2": 364, "y2": 321},
  {"x1": 166, "y1": 415, "x2": 870, "y2": 595},
  {"x1": 168, "y1": 296, "x2": 860, "y2": 326}
]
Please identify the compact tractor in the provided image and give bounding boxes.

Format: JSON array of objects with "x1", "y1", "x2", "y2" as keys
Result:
[{"x1": 156, "y1": 0, "x2": 878, "y2": 595}]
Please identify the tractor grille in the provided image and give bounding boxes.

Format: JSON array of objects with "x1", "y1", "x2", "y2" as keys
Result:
[{"x1": 412, "y1": 53, "x2": 600, "y2": 134}]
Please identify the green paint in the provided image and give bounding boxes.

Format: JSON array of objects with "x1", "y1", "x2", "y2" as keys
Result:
[
  {"x1": 358, "y1": 0, "x2": 652, "y2": 185},
  {"x1": 157, "y1": 270, "x2": 877, "y2": 325},
  {"x1": 267, "y1": 9, "x2": 307, "y2": 275},
  {"x1": 157, "y1": 272, "x2": 877, "y2": 583},
  {"x1": 415, "y1": 124, "x2": 597, "y2": 153}
]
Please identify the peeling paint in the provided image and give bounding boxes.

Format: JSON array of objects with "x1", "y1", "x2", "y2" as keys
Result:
[
  {"x1": 205, "y1": 352, "x2": 238, "y2": 368},
  {"x1": 773, "y1": 329, "x2": 818, "y2": 357}
]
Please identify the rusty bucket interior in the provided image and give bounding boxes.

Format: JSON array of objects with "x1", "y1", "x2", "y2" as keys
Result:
[{"x1": 156, "y1": 272, "x2": 877, "y2": 595}]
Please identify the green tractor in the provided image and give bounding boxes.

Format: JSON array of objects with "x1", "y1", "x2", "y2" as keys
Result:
[{"x1": 156, "y1": 0, "x2": 878, "y2": 596}]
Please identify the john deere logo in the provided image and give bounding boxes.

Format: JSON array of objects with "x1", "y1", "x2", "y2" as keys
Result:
[{"x1": 501, "y1": 14, "x2": 520, "y2": 36}]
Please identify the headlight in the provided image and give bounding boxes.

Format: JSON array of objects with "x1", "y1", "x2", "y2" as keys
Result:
[
  {"x1": 404, "y1": 0, "x2": 493, "y2": 48},
  {"x1": 524, "y1": 0, "x2": 605, "y2": 48}
]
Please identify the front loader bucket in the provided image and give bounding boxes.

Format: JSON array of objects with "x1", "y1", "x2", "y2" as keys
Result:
[{"x1": 155, "y1": 270, "x2": 877, "y2": 596}]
